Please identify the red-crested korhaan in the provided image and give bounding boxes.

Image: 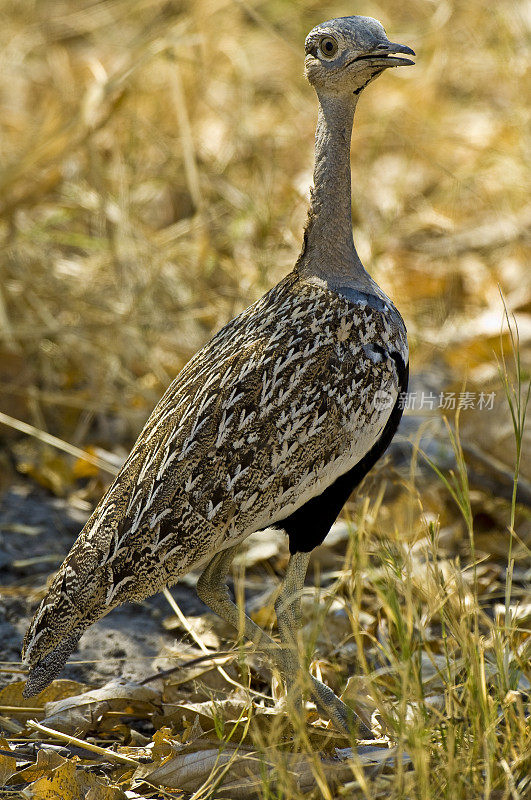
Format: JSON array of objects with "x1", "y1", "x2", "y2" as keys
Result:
[{"x1": 23, "y1": 16, "x2": 414, "y2": 732}]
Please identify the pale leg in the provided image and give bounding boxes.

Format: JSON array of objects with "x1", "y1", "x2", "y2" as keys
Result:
[
  {"x1": 274, "y1": 551, "x2": 365, "y2": 734},
  {"x1": 197, "y1": 545, "x2": 365, "y2": 734},
  {"x1": 197, "y1": 544, "x2": 278, "y2": 654}
]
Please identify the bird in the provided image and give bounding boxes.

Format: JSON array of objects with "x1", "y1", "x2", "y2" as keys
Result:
[{"x1": 22, "y1": 15, "x2": 413, "y2": 733}]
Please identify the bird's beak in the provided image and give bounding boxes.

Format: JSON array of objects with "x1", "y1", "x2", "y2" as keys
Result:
[
  {"x1": 350, "y1": 41, "x2": 416, "y2": 69},
  {"x1": 383, "y1": 41, "x2": 416, "y2": 66}
]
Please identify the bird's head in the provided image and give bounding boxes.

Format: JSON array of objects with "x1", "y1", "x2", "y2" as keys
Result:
[{"x1": 305, "y1": 16, "x2": 415, "y2": 96}]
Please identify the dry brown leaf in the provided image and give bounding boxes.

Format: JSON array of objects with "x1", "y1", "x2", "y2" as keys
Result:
[
  {"x1": 139, "y1": 741, "x2": 407, "y2": 798},
  {"x1": 0, "y1": 738, "x2": 17, "y2": 788},
  {"x1": 0, "y1": 680, "x2": 86, "y2": 711},
  {"x1": 164, "y1": 696, "x2": 252, "y2": 727},
  {"x1": 16, "y1": 748, "x2": 67, "y2": 784},
  {"x1": 21, "y1": 759, "x2": 126, "y2": 799},
  {"x1": 40, "y1": 679, "x2": 162, "y2": 735}
]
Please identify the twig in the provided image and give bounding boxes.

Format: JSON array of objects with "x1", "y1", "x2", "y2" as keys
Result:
[
  {"x1": 25, "y1": 720, "x2": 142, "y2": 765},
  {"x1": 0, "y1": 667, "x2": 28, "y2": 674},
  {"x1": 0, "y1": 411, "x2": 119, "y2": 475},
  {"x1": 0, "y1": 706, "x2": 44, "y2": 715},
  {"x1": 139, "y1": 650, "x2": 237, "y2": 684}
]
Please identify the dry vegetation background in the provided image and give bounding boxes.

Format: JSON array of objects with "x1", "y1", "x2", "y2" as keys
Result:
[{"x1": 0, "y1": 0, "x2": 529, "y2": 798}]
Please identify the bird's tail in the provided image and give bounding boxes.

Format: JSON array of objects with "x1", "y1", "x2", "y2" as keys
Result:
[
  {"x1": 21, "y1": 545, "x2": 111, "y2": 697},
  {"x1": 21, "y1": 509, "x2": 123, "y2": 697},
  {"x1": 22, "y1": 631, "x2": 83, "y2": 697},
  {"x1": 22, "y1": 475, "x2": 193, "y2": 695},
  {"x1": 21, "y1": 511, "x2": 183, "y2": 696}
]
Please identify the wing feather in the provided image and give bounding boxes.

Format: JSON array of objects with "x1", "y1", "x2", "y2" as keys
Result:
[{"x1": 22, "y1": 274, "x2": 407, "y2": 672}]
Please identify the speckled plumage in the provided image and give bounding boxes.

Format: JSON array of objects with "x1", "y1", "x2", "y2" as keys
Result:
[{"x1": 22, "y1": 15, "x2": 413, "y2": 706}]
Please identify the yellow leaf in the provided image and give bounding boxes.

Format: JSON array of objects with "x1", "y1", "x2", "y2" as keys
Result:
[
  {"x1": 250, "y1": 605, "x2": 276, "y2": 629},
  {"x1": 72, "y1": 446, "x2": 100, "y2": 479},
  {"x1": 152, "y1": 727, "x2": 177, "y2": 761},
  {"x1": 16, "y1": 748, "x2": 66, "y2": 783},
  {"x1": 0, "y1": 680, "x2": 86, "y2": 709},
  {"x1": 0, "y1": 738, "x2": 16, "y2": 788},
  {"x1": 26, "y1": 760, "x2": 127, "y2": 799}
]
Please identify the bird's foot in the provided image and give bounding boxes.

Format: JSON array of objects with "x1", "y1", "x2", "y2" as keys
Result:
[{"x1": 309, "y1": 675, "x2": 373, "y2": 738}]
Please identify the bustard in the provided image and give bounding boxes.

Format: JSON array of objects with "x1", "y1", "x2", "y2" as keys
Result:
[{"x1": 22, "y1": 16, "x2": 413, "y2": 733}]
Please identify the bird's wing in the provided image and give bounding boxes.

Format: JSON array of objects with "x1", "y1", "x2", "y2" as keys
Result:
[{"x1": 22, "y1": 274, "x2": 407, "y2": 688}]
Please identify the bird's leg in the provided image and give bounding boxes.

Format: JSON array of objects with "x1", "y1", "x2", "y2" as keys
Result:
[
  {"x1": 273, "y1": 551, "x2": 309, "y2": 715},
  {"x1": 198, "y1": 545, "x2": 367, "y2": 736},
  {"x1": 196, "y1": 544, "x2": 278, "y2": 656},
  {"x1": 275, "y1": 551, "x2": 364, "y2": 735}
]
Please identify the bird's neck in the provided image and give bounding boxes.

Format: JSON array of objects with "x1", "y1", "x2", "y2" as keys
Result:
[{"x1": 297, "y1": 92, "x2": 375, "y2": 292}]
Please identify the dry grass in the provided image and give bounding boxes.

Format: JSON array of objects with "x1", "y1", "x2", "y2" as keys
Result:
[{"x1": 0, "y1": 0, "x2": 529, "y2": 797}]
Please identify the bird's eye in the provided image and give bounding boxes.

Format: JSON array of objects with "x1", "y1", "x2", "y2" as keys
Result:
[{"x1": 319, "y1": 36, "x2": 338, "y2": 58}]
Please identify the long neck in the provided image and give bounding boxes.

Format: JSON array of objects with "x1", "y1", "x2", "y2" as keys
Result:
[{"x1": 297, "y1": 92, "x2": 374, "y2": 291}]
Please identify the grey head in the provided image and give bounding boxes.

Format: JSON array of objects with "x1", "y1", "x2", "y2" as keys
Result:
[{"x1": 305, "y1": 16, "x2": 415, "y2": 96}]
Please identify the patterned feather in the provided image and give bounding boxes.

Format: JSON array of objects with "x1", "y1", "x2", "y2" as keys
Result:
[{"x1": 22, "y1": 271, "x2": 406, "y2": 694}]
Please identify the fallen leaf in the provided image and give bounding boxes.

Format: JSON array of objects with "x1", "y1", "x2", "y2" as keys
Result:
[
  {"x1": 16, "y1": 748, "x2": 66, "y2": 783},
  {"x1": 0, "y1": 680, "x2": 86, "y2": 711},
  {"x1": 0, "y1": 738, "x2": 17, "y2": 787},
  {"x1": 21, "y1": 759, "x2": 126, "y2": 799},
  {"x1": 139, "y1": 740, "x2": 408, "y2": 798},
  {"x1": 41, "y1": 679, "x2": 162, "y2": 735}
]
